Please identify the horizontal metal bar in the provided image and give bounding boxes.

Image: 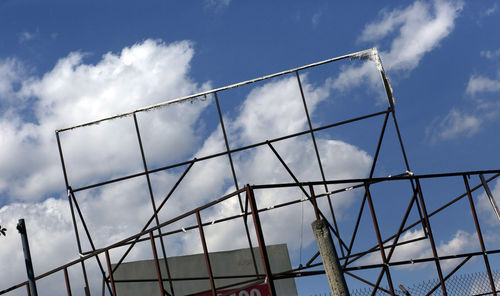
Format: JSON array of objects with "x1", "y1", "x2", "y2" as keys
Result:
[
  {"x1": 113, "y1": 273, "x2": 265, "y2": 283},
  {"x1": 345, "y1": 248, "x2": 500, "y2": 271},
  {"x1": 72, "y1": 109, "x2": 389, "y2": 193},
  {"x1": 252, "y1": 170, "x2": 500, "y2": 189},
  {"x1": 56, "y1": 48, "x2": 376, "y2": 133}
]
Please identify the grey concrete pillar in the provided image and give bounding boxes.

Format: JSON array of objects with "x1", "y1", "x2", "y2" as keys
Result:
[{"x1": 312, "y1": 219, "x2": 349, "y2": 296}]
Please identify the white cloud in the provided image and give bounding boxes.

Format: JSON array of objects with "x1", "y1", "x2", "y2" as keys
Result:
[
  {"x1": 0, "y1": 58, "x2": 24, "y2": 103},
  {"x1": 440, "y1": 44, "x2": 500, "y2": 140},
  {"x1": 484, "y1": 2, "x2": 498, "y2": 16},
  {"x1": 428, "y1": 109, "x2": 482, "y2": 141},
  {"x1": 0, "y1": 38, "x2": 216, "y2": 293},
  {"x1": 0, "y1": 179, "x2": 163, "y2": 295},
  {"x1": 466, "y1": 74, "x2": 500, "y2": 95},
  {"x1": 480, "y1": 48, "x2": 500, "y2": 59},
  {"x1": 312, "y1": 12, "x2": 322, "y2": 26},
  {"x1": 0, "y1": 39, "x2": 209, "y2": 202},
  {"x1": 19, "y1": 31, "x2": 36, "y2": 43},
  {"x1": 334, "y1": 0, "x2": 463, "y2": 92},
  {"x1": 430, "y1": 47, "x2": 500, "y2": 141},
  {"x1": 204, "y1": 0, "x2": 231, "y2": 12},
  {"x1": 0, "y1": 198, "x2": 77, "y2": 294},
  {"x1": 360, "y1": 228, "x2": 477, "y2": 271}
]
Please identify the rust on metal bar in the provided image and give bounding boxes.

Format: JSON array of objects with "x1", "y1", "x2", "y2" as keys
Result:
[
  {"x1": 105, "y1": 250, "x2": 117, "y2": 296},
  {"x1": 365, "y1": 185, "x2": 395, "y2": 295},
  {"x1": 425, "y1": 255, "x2": 472, "y2": 296},
  {"x1": 196, "y1": 211, "x2": 217, "y2": 295},
  {"x1": 415, "y1": 179, "x2": 447, "y2": 295},
  {"x1": 344, "y1": 271, "x2": 392, "y2": 295},
  {"x1": 246, "y1": 186, "x2": 277, "y2": 295},
  {"x1": 463, "y1": 176, "x2": 497, "y2": 295},
  {"x1": 149, "y1": 232, "x2": 166, "y2": 296},
  {"x1": 63, "y1": 268, "x2": 72, "y2": 296}
]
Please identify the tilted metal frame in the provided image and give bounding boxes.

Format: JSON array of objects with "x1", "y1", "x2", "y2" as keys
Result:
[{"x1": 1, "y1": 48, "x2": 500, "y2": 296}]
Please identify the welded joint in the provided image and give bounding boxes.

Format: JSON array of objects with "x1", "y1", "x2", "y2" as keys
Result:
[
  {"x1": 350, "y1": 48, "x2": 383, "y2": 72},
  {"x1": 350, "y1": 47, "x2": 396, "y2": 109}
]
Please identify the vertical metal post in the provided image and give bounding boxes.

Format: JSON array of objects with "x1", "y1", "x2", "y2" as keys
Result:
[
  {"x1": 133, "y1": 113, "x2": 175, "y2": 295},
  {"x1": 364, "y1": 186, "x2": 395, "y2": 295},
  {"x1": 309, "y1": 185, "x2": 320, "y2": 220},
  {"x1": 56, "y1": 132, "x2": 91, "y2": 295},
  {"x1": 415, "y1": 179, "x2": 447, "y2": 296},
  {"x1": 17, "y1": 219, "x2": 38, "y2": 296},
  {"x1": 64, "y1": 268, "x2": 72, "y2": 296},
  {"x1": 196, "y1": 211, "x2": 217, "y2": 295},
  {"x1": 463, "y1": 175, "x2": 497, "y2": 295},
  {"x1": 214, "y1": 93, "x2": 260, "y2": 277},
  {"x1": 105, "y1": 250, "x2": 117, "y2": 296},
  {"x1": 149, "y1": 232, "x2": 166, "y2": 296},
  {"x1": 311, "y1": 219, "x2": 349, "y2": 296},
  {"x1": 246, "y1": 186, "x2": 277, "y2": 295},
  {"x1": 68, "y1": 190, "x2": 113, "y2": 295},
  {"x1": 296, "y1": 71, "x2": 344, "y2": 257}
]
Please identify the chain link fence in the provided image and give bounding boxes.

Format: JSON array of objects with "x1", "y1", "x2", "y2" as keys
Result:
[{"x1": 310, "y1": 270, "x2": 500, "y2": 296}]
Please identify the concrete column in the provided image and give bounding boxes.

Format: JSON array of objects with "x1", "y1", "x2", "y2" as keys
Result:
[{"x1": 312, "y1": 219, "x2": 348, "y2": 296}]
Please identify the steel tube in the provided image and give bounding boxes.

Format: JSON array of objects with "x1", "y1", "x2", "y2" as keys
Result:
[
  {"x1": 246, "y1": 187, "x2": 277, "y2": 295},
  {"x1": 149, "y1": 232, "x2": 166, "y2": 296},
  {"x1": 63, "y1": 268, "x2": 72, "y2": 296},
  {"x1": 463, "y1": 176, "x2": 497, "y2": 295},
  {"x1": 196, "y1": 211, "x2": 217, "y2": 295},
  {"x1": 17, "y1": 219, "x2": 38, "y2": 296},
  {"x1": 105, "y1": 250, "x2": 117, "y2": 296}
]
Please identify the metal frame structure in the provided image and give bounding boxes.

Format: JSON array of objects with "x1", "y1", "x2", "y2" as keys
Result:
[{"x1": 2, "y1": 48, "x2": 500, "y2": 295}]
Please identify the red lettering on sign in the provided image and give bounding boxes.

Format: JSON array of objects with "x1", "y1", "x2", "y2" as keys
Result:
[{"x1": 196, "y1": 283, "x2": 270, "y2": 296}]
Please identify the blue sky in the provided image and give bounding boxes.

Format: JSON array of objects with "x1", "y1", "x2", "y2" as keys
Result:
[{"x1": 1, "y1": 0, "x2": 500, "y2": 295}]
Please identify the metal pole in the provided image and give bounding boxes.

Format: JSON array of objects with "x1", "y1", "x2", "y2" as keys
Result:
[
  {"x1": 311, "y1": 219, "x2": 348, "y2": 296},
  {"x1": 480, "y1": 174, "x2": 500, "y2": 221},
  {"x1": 196, "y1": 211, "x2": 217, "y2": 295},
  {"x1": 104, "y1": 250, "x2": 117, "y2": 296},
  {"x1": 246, "y1": 186, "x2": 277, "y2": 295},
  {"x1": 17, "y1": 219, "x2": 38, "y2": 296}
]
